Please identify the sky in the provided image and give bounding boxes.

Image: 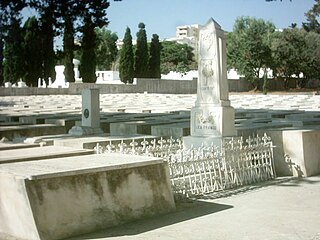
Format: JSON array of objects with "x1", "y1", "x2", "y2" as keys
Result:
[{"x1": 106, "y1": 0, "x2": 315, "y2": 39}]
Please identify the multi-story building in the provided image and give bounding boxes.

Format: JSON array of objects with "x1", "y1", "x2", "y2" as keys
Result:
[
  {"x1": 165, "y1": 24, "x2": 200, "y2": 59},
  {"x1": 176, "y1": 24, "x2": 199, "y2": 38}
]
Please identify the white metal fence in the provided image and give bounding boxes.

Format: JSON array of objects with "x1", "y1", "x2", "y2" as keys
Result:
[{"x1": 95, "y1": 134, "x2": 275, "y2": 197}]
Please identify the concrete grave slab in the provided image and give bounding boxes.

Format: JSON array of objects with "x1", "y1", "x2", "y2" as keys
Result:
[
  {"x1": 0, "y1": 153, "x2": 175, "y2": 240},
  {"x1": 0, "y1": 124, "x2": 66, "y2": 141},
  {"x1": 0, "y1": 145, "x2": 94, "y2": 164}
]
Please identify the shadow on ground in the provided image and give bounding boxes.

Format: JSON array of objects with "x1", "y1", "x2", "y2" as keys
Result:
[
  {"x1": 197, "y1": 176, "x2": 320, "y2": 200},
  {"x1": 65, "y1": 200, "x2": 232, "y2": 239}
]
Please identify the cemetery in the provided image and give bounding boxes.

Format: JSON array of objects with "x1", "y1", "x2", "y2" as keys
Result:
[{"x1": 0, "y1": 18, "x2": 320, "y2": 240}]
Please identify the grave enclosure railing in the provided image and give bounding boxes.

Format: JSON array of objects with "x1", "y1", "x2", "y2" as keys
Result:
[{"x1": 94, "y1": 134, "x2": 275, "y2": 197}]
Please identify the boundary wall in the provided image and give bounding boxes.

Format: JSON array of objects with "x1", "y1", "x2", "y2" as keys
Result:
[{"x1": 0, "y1": 78, "x2": 301, "y2": 96}]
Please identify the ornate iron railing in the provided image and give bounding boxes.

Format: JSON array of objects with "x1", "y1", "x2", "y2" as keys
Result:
[{"x1": 95, "y1": 134, "x2": 275, "y2": 197}]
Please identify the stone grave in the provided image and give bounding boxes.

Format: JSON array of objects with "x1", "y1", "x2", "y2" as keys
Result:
[
  {"x1": 184, "y1": 18, "x2": 237, "y2": 148},
  {"x1": 0, "y1": 93, "x2": 320, "y2": 179},
  {"x1": 0, "y1": 146, "x2": 93, "y2": 164},
  {"x1": 0, "y1": 153, "x2": 175, "y2": 240},
  {"x1": 68, "y1": 88, "x2": 104, "y2": 136}
]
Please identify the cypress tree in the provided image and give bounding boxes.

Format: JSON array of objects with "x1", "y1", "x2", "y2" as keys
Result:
[
  {"x1": 81, "y1": 16, "x2": 96, "y2": 83},
  {"x1": 134, "y1": 22, "x2": 149, "y2": 78},
  {"x1": 149, "y1": 34, "x2": 161, "y2": 78},
  {"x1": 0, "y1": 32, "x2": 4, "y2": 85},
  {"x1": 23, "y1": 16, "x2": 43, "y2": 86},
  {"x1": 119, "y1": 27, "x2": 134, "y2": 83},
  {"x1": 79, "y1": 0, "x2": 110, "y2": 83},
  {"x1": 58, "y1": 0, "x2": 79, "y2": 83},
  {"x1": 40, "y1": 6, "x2": 56, "y2": 85},
  {"x1": 63, "y1": 15, "x2": 75, "y2": 82},
  {"x1": 0, "y1": 0, "x2": 26, "y2": 85},
  {"x1": 3, "y1": 19, "x2": 24, "y2": 84}
]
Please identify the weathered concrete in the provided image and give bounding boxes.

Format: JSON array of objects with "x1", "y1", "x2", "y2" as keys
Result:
[
  {"x1": 0, "y1": 154, "x2": 175, "y2": 240},
  {"x1": 253, "y1": 128, "x2": 320, "y2": 177},
  {"x1": 0, "y1": 146, "x2": 94, "y2": 164},
  {"x1": 60, "y1": 175, "x2": 320, "y2": 240},
  {"x1": 54, "y1": 135, "x2": 160, "y2": 150},
  {"x1": 0, "y1": 124, "x2": 66, "y2": 140},
  {"x1": 151, "y1": 122, "x2": 190, "y2": 138},
  {"x1": 282, "y1": 129, "x2": 320, "y2": 177}
]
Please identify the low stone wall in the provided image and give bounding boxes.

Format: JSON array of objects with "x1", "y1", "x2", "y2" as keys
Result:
[
  {"x1": 0, "y1": 87, "x2": 68, "y2": 96},
  {"x1": 0, "y1": 77, "x2": 312, "y2": 96},
  {"x1": 67, "y1": 78, "x2": 198, "y2": 94},
  {"x1": 0, "y1": 153, "x2": 175, "y2": 240}
]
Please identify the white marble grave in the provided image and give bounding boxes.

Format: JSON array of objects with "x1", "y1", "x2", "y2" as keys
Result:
[
  {"x1": 50, "y1": 65, "x2": 68, "y2": 88},
  {"x1": 184, "y1": 18, "x2": 237, "y2": 148}
]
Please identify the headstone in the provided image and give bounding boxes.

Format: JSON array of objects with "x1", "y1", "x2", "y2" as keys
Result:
[
  {"x1": 73, "y1": 59, "x2": 81, "y2": 81},
  {"x1": 4, "y1": 82, "x2": 12, "y2": 88},
  {"x1": 184, "y1": 18, "x2": 237, "y2": 148},
  {"x1": 68, "y1": 88, "x2": 104, "y2": 136},
  {"x1": 50, "y1": 65, "x2": 67, "y2": 88},
  {"x1": 17, "y1": 79, "x2": 27, "y2": 88}
]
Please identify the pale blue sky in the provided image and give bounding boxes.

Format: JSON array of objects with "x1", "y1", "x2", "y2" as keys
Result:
[{"x1": 107, "y1": 0, "x2": 315, "y2": 39}]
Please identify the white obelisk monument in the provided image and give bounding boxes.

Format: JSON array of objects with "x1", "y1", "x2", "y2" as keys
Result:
[{"x1": 184, "y1": 18, "x2": 237, "y2": 148}]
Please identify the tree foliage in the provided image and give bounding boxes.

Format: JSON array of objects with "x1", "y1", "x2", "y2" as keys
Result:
[
  {"x1": 29, "y1": 0, "x2": 58, "y2": 84},
  {"x1": 23, "y1": 16, "x2": 43, "y2": 86},
  {"x1": 3, "y1": 19, "x2": 25, "y2": 83},
  {"x1": 274, "y1": 28, "x2": 320, "y2": 88},
  {"x1": 80, "y1": 16, "x2": 97, "y2": 83},
  {"x1": 304, "y1": 31, "x2": 320, "y2": 80},
  {"x1": 0, "y1": 0, "x2": 26, "y2": 85},
  {"x1": 303, "y1": 0, "x2": 320, "y2": 33},
  {"x1": 149, "y1": 34, "x2": 161, "y2": 78},
  {"x1": 160, "y1": 41, "x2": 196, "y2": 74},
  {"x1": 119, "y1": 27, "x2": 134, "y2": 83},
  {"x1": 57, "y1": 0, "x2": 80, "y2": 83},
  {"x1": 63, "y1": 15, "x2": 75, "y2": 82},
  {"x1": 96, "y1": 28, "x2": 118, "y2": 70},
  {"x1": 271, "y1": 28, "x2": 308, "y2": 88},
  {"x1": 134, "y1": 22, "x2": 149, "y2": 78},
  {"x1": 227, "y1": 17, "x2": 275, "y2": 90},
  {"x1": 79, "y1": 0, "x2": 110, "y2": 83}
]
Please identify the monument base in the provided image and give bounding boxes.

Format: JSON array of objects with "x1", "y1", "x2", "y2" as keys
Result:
[
  {"x1": 183, "y1": 135, "x2": 241, "y2": 150},
  {"x1": 183, "y1": 135, "x2": 221, "y2": 149},
  {"x1": 68, "y1": 126, "x2": 104, "y2": 136}
]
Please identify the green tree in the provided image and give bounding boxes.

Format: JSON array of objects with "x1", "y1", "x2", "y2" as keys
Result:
[
  {"x1": 135, "y1": 22, "x2": 149, "y2": 78},
  {"x1": 0, "y1": 0, "x2": 26, "y2": 85},
  {"x1": 80, "y1": 16, "x2": 97, "y2": 83},
  {"x1": 305, "y1": 31, "x2": 320, "y2": 80},
  {"x1": 79, "y1": 0, "x2": 110, "y2": 83},
  {"x1": 303, "y1": 0, "x2": 320, "y2": 33},
  {"x1": 57, "y1": 0, "x2": 80, "y2": 83},
  {"x1": 96, "y1": 28, "x2": 118, "y2": 70},
  {"x1": 160, "y1": 41, "x2": 196, "y2": 74},
  {"x1": 119, "y1": 27, "x2": 134, "y2": 83},
  {"x1": 271, "y1": 28, "x2": 308, "y2": 88},
  {"x1": 23, "y1": 16, "x2": 43, "y2": 86},
  {"x1": 3, "y1": 19, "x2": 25, "y2": 84},
  {"x1": 63, "y1": 15, "x2": 75, "y2": 82},
  {"x1": 149, "y1": 34, "x2": 161, "y2": 78},
  {"x1": 29, "y1": 0, "x2": 58, "y2": 84},
  {"x1": 227, "y1": 17, "x2": 275, "y2": 90}
]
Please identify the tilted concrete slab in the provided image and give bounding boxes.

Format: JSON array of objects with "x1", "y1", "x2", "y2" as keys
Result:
[
  {"x1": 0, "y1": 145, "x2": 94, "y2": 164},
  {"x1": 0, "y1": 153, "x2": 175, "y2": 240},
  {"x1": 0, "y1": 124, "x2": 66, "y2": 140}
]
